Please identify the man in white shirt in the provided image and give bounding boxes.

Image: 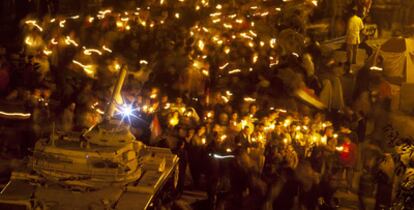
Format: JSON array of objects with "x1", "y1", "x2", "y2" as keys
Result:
[{"x1": 346, "y1": 7, "x2": 364, "y2": 65}]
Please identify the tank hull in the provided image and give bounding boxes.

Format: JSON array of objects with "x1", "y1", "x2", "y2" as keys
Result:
[{"x1": 0, "y1": 146, "x2": 179, "y2": 210}]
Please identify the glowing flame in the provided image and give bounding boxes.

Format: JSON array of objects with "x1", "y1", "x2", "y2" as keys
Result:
[
  {"x1": 65, "y1": 36, "x2": 79, "y2": 47},
  {"x1": 24, "y1": 37, "x2": 33, "y2": 46},
  {"x1": 261, "y1": 12, "x2": 269, "y2": 16},
  {"x1": 102, "y1": 45, "x2": 112, "y2": 53},
  {"x1": 243, "y1": 97, "x2": 256, "y2": 102},
  {"x1": 219, "y1": 63, "x2": 229, "y2": 70},
  {"x1": 283, "y1": 119, "x2": 291, "y2": 127},
  {"x1": 240, "y1": 33, "x2": 254, "y2": 40},
  {"x1": 97, "y1": 9, "x2": 112, "y2": 19},
  {"x1": 370, "y1": 66, "x2": 383, "y2": 71},
  {"x1": 25, "y1": 20, "x2": 43, "y2": 32},
  {"x1": 210, "y1": 12, "x2": 222, "y2": 17},
  {"x1": 0, "y1": 111, "x2": 31, "y2": 118},
  {"x1": 51, "y1": 38, "x2": 58, "y2": 45},
  {"x1": 270, "y1": 38, "x2": 277, "y2": 48},
  {"x1": 83, "y1": 47, "x2": 102, "y2": 55},
  {"x1": 260, "y1": 41, "x2": 265, "y2": 47},
  {"x1": 198, "y1": 40, "x2": 205, "y2": 51},
  {"x1": 224, "y1": 47, "x2": 231, "y2": 54},
  {"x1": 276, "y1": 109, "x2": 287, "y2": 113},
  {"x1": 223, "y1": 23, "x2": 232, "y2": 29},
  {"x1": 169, "y1": 117, "x2": 179, "y2": 126},
  {"x1": 221, "y1": 96, "x2": 229, "y2": 103},
  {"x1": 164, "y1": 103, "x2": 171, "y2": 109},
  {"x1": 59, "y1": 20, "x2": 66, "y2": 28},
  {"x1": 228, "y1": 69, "x2": 241, "y2": 74},
  {"x1": 72, "y1": 60, "x2": 94, "y2": 76},
  {"x1": 252, "y1": 54, "x2": 258, "y2": 63},
  {"x1": 202, "y1": 69, "x2": 209, "y2": 76},
  {"x1": 43, "y1": 48, "x2": 52, "y2": 55}
]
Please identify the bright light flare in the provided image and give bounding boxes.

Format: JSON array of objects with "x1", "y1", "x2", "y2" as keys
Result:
[{"x1": 117, "y1": 103, "x2": 140, "y2": 124}]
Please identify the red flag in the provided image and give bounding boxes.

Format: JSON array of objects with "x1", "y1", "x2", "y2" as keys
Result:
[{"x1": 150, "y1": 114, "x2": 162, "y2": 144}]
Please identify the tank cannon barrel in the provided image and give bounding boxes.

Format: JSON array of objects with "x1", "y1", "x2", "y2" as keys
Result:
[{"x1": 105, "y1": 66, "x2": 127, "y2": 119}]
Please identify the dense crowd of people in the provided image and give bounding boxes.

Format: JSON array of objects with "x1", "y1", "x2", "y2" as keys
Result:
[
  {"x1": 114, "y1": 89, "x2": 363, "y2": 209},
  {"x1": 0, "y1": 0, "x2": 413, "y2": 210}
]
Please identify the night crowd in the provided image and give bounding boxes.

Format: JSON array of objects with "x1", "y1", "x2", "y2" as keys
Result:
[{"x1": 0, "y1": 0, "x2": 413, "y2": 210}]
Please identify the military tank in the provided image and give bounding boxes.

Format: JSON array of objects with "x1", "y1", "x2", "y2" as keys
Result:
[{"x1": 0, "y1": 68, "x2": 179, "y2": 210}]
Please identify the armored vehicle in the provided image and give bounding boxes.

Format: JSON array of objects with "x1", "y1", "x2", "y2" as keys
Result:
[{"x1": 0, "y1": 68, "x2": 179, "y2": 210}]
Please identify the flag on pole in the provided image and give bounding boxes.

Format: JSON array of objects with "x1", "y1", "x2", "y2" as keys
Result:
[{"x1": 150, "y1": 114, "x2": 162, "y2": 145}]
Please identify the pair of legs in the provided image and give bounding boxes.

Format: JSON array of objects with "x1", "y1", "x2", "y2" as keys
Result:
[
  {"x1": 343, "y1": 166, "x2": 354, "y2": 192},
  {"x1": 347, "y1": 44, "x2": 358, "y2": 65}
]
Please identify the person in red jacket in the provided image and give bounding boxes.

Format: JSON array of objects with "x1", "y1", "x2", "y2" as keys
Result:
[{"x1": 339, "y1": 135, "x2": 358, "y2": 192}]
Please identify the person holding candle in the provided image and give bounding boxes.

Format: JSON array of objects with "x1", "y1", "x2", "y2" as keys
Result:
[{"x1": 338, "y1": 135, "x2": 358, "y2": 193}]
